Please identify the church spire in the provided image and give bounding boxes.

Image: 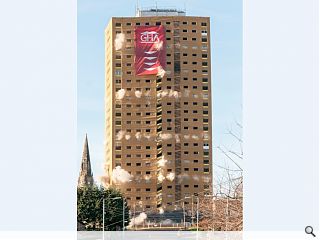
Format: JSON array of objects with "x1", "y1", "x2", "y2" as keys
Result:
[{"x1": 78, "y1": 134, "x2": 94, "y2": 187}]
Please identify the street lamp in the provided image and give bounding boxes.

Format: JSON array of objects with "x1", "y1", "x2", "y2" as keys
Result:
[{"x1": 102, "y1": 196, "x2": 123, "y2": 240}]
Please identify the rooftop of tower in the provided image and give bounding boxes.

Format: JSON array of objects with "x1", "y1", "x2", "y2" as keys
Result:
[{"x1": 135, "y1": 6, "x2": 186, "y2": 17}]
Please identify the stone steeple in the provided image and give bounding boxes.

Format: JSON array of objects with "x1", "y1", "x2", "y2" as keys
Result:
[{"x1": 78, "y1": 134, "x2": 94, "y2": 187}]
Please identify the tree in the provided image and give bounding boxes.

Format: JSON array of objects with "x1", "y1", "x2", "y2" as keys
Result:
[
  {"x1": 77, "y1": 186, "x2": 130, "y2": 231},
  {"x1": 198, "y1": 121, "x2": 243, "y2": 231}
]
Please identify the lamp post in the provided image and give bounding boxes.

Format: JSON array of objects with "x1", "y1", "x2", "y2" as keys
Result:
[
  {"x1": 196, "y1": 196, "x2": 199, "y2": 233},
  {"x1": 102, "y1": 196, "x2": 122, "y2": 239}
]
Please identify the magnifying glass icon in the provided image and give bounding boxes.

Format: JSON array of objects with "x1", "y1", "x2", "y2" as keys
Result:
[{"x1": 305, "y1": 226, "x2": 316, "y2": 237}]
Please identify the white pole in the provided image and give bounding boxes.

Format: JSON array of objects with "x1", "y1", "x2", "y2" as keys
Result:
[
  {"x1": 196, "y1": 197, "x2": 199, "y2": 232},
  {"x1": 102, "y1": 198, "x2": 105, "y2": 240},
  {"x1": 133, "y1": 204, "x2": 136, "y2": 230},
  {"x1": 122, "y1": 199, "x2": 125, "y2": 231},
  {"x1": 212, "y1": 197, "x2": 214, "y2": 231},
  {"x1": 191, "y1": 195, "x2": 194, "y2": 226},
  {"x1": 183, "y1": 201, "x2": 186, "y2": 229}
]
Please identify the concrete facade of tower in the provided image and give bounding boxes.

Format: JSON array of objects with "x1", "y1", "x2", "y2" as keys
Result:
[{"x1": 104, "y1": 8, "x2": 212, "y2": 214}]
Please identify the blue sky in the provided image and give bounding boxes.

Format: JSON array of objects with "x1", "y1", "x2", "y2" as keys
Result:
[{"x1": 77, "y1": 0, "x2": 242, "y2": 181}]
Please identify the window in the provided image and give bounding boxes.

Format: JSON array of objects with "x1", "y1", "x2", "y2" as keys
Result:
[
  {"x1": 202, "y1": 54, "x2": 208, "y2": 58},
  {"x1": 136, "y1": 22, "x2": 140, "y2": 25},
  {"x1": 184, "y1": 168, "x2": 189, "y2": 171},
  {"x1": 194, "y1": 185, "x2": 199, "y2": 188},
  {"x1": 192, "y1": 22, "x2": 196, "y2": 25},
  {"x1": 183, "y1": 37, "x2": 187, "y2": 40},
  {"x1": 126, "y1": 22, "x2": 131, "y2": 26},
  {"x1": 203, "y1": 86, "x2": 208, "y2": 90},
  {"x1": 146, "y1": 188, "x2": 151, "y2": 191},
  {"x1": 126, "y1": 163, "x2": 131, "y2": 166},
  {"x1": 183, "y1": 29, "x2": 187, "y2": 32},
  {"x1": 192, "y1": 29, "x2": 197, "y2": 33},
  {"x1": 184, "y1": 185, "x2": 189, "y2": 188},
  {"x1": 115, "y1": 23, "x2": 121, "y2": 27},
  {"x1": 146, "y1": 146, "x2": 151, "y2": 149},
  {"x1": 166, "y1": 22, "x2": 171, "y2": 25},
  {"x1": 115, "y1": 79, "x2": 121, "y2": 84},
  {"x1": 126, "y1": 146, "x2": 131, "y2": 149},
  {"x1": 136, "y1": 163, "x2": 141, "y2": 166},
  {"x1": 202, "y1": 62, "x2": 208, "y2": 66},
  {"x1": 204, "y1": 168, "x2": 209, "y2": 173},
  {"x1": 183, "y1": 21, "x2": 187, "y2": 24},
  {"x1": 194, "y1": 168, "x2": 199, "y2": 171},
  {"x1": 167, "y1": 185, "x2": 173, "y2": 189},
  {"x1": 192, "y1": 38, "x2": 197, "y2": 41},
  {"x1": 201, "y1": 22, "x2": 207, "y2": 26},
  {"x1": 156, "y1": 21, "x2": 161, "y2": 25}
]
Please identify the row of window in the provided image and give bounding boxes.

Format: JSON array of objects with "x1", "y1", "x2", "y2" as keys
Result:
[
  {"x1": 115, "y1": 68, "x2": 209, "y2": 76},
  {"x1": 115, "y1": 21, "x2": 207, "y2": 27},
  {"x1": 119, "y1": 29, "x2": 207, "y2": 35},
  {"x1": 115, "y1": 125, "x2": 209, "y2": 131},
  {"x1": 116, "y1": 143, "x2": 209, "y2": 150},
  {"x1": 115, "y1": 110, "x2": 209, "y2": 116},
  {"x1": 115, "y1": 53, "x2": 208, "y2": 59},
  {"x1": 115, "y1": 151, "x2": 209, "y2": 158},
  {"x1": 115, "y1": 61, "x2": 208, "y2": 68},
  {"x1": 115, "y1": 78, "x2": 209, "y2": 84},
  {"x1": 120, "y1": 36, "x2": 208, "y2": 42},
  {"x1": 116, "y1": 160, "x2": 209, "y2": 168},
  {"x1": 125, "y1": 184, "x2": 203, "y2": 193}
]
